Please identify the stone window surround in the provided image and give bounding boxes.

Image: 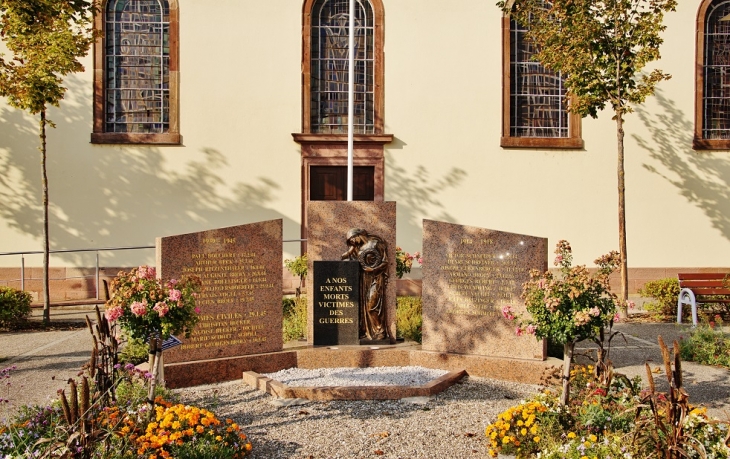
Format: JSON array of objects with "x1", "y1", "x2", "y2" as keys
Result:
[
  {"x1": 91, "y1": 0, "x2": 181, "y2": 145},
  {"x1": 500, "y1": 15, "x2": 583, "y2": 149},
  {"x1": 300, "y1": 0, "x2": 385, "y2": 136},
  {"x1": 694, "y1": 0, "x2": 730, "y2": 151}
]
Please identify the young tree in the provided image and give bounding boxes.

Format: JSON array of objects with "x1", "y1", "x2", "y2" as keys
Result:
[
  {"x1": 0, "y1": 0, "x2": 95, "y2": 323},
  {"x1": 499, "y1": 0, "x2": 677, "y2": 316},
  {"x1": 506, "y1": 240, "x2": 619, "y2": 405}
]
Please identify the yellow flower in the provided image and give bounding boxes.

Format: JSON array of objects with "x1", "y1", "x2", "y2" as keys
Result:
[
  {"x1": 588, "y1": 434, "x2": 597, "y2": 442},
  {"x1": 533, "y1": 436, "x2": 540, "y2": 443},
  {"x1": 520, "y1": 428, "x2": 527, "y2": 436},
  {"x1": 567, "y1": 432, "x2": 576, "y2": 439}
]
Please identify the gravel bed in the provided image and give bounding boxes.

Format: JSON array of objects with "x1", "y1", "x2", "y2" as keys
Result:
[
  {"x1": 262, "y1": 366, "x2": 450, "y2": 387},
  {"x1": 175, "y1": 375, "x2": 540, "y2": 459}
]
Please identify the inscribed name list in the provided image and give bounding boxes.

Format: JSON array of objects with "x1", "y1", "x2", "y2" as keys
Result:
[
  {"x1": 157, "y1": 220, "x2": 283, "y2": 363},
  {"x1": 421, "y1": 220, "x2": 547, "y2": 360}
]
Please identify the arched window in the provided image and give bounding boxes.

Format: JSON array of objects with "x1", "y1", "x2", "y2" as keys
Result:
[
  {"x1": 501, "y1": 5, "x2": 582, "y2": 148},
  {"x1": 695, "y1": 0, "x2": 730, "y2": 149},
  {"x1": 92, "y1": 0, "x2": 180, "y2": 144},
  {"x1": 310, "y1": 0, "x2": 374, "y2": 134},
  {"x1": 300, "y1": 0, "x2": 384, "y2": 135}
]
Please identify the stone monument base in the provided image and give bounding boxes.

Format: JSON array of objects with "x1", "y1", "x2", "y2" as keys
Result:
[
  {"x1": 242, "y1": 369, "x2": 467, "y2": 401},
  {"x1": 163, "y1": 344, "x2": 560, "y2": 391}
]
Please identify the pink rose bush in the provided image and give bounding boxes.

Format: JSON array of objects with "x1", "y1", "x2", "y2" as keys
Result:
[
  {"x1": 503, "y1": 240, "x2": 620, "y2": 405},
  {"x1": 105, "y1": 265, "x2": 202, "y2": 341},
  {"x1": 508, "y1": 240, "x2": 619, "y2": 345}
]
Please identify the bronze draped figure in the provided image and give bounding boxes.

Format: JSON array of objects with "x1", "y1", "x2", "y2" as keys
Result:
[{"x1": 341, "y1": 228, "x2": 390, "y2": 341}]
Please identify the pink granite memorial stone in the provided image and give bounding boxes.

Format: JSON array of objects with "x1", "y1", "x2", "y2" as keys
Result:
[
  {"x1": 156, "y1": 220, "x2": 283, "y2": 364},
  {"x1": 421, "y1": 220, "x2": 547, "y2": 360},
  {"x1": 307, "y1": 201, "x2": 396, "y2": 344}
]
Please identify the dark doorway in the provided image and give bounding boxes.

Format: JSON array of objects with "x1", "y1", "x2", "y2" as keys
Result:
[{"x1": 310, "y1": 166, "x2": 375, "y2": 201}]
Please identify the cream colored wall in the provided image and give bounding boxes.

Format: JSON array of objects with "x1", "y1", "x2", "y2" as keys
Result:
[
  {"x1": 386, "y1": 0, "x2": 730, "y2": 268},
  {"x1": 0, "y1": 0, "x2": 727, "y2": 270},
  {"x1": 0, "y1": 0, "x2": 304, "y2": 268}
]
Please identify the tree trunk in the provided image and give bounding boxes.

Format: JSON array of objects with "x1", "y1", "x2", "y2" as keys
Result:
[
  {"x1": 616, "y1": 113, "x2": 628, "y2": 318},
  {"x1": 41, "y1": 110, "x2": 50, "y2": 324},
  {"x1": 147, "y1": 336, "x2": 162, "y2": 420},
  {"x1": 561, "y1": 341, "x2": 575, "y2": 406}
]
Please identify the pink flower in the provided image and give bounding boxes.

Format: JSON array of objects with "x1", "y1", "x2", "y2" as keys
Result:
[
  {"x1": 417, "y1": 257, "x2": 423, "y2": 265},
  {"x1": 589, "y1": 307, "x2": 600, "y2": 317},
  {"x1": 628, "y1": 300, "x2": 636, "y2": 310},
  {"x1": 168, "y1": 289, "x2": 182, "y2": 302},
  {"x1": 105, "y1": 306, "x2": 123, "y2": 322},
  {"x1": 614, "y1": 312, "x2": 621, "y2": 322},
  {"x1": 166, "y1": 278, "x2": 179, "y2": 289},
  {"x1": 130, "y1": 301, "x2": 147, "y2": 316},
  {"x1": 515, "y1": 326, "x2": 523, "y2": 336},
  {"x1": 194, "y1": 307, "x2": 201, "y2": 314},
  {"x1": 502, "y1": 305, "x2": 514, "y2": 320},
  {"x1": 153, "y1": 302, "x2": 169, "y2": 317},
  {"x1": 554, "y1": 254, "x2": 563, "y2": 266},
  {"x1": 526, "y1": 324, "x2": 537, "y2": 335},
  {"x1": 137, "y1": 265, "x2": 156, "y2": 280}
]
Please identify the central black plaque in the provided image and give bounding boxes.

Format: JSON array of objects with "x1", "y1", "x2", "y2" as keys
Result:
[{"x1": 313, "y1": 261, "x2": 360, "y2": 345}]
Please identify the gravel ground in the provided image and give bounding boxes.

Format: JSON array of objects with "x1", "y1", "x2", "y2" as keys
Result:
[
  {"x1": 175, "y1": 376, "x2": 540, "y2": 459},
  {"x1": 262, "y1": 366, "x2": 449, "y2": 387}
]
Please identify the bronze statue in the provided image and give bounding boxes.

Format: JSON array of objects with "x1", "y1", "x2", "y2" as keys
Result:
[{"x1": 342, "y1": 228, "x2": 390, "y2": 341}]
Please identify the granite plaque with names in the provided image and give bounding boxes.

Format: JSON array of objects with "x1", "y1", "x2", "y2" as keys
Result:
[
  {"x1": 156, "y1": 220, "x2": 283, "y2": 364},
  {"x1": 421, "y1": 220, "x2": 548, "y2": 360},
  {"x1": 313, "y1": 261, "x2": 360, "y2": 345}
]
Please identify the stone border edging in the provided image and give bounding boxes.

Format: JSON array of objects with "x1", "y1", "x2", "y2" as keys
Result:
[{"x1": 242, "y1": 369, "x2": 468, "y2": 401}]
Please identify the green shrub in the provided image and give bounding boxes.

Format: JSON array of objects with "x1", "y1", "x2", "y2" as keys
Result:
[
  {"x1": 638, "y1": 277, "x2": 680, "y2": 320},
  {"x1": 0, "y1": 287, "x2": 32, "y2": 329},
  {"x1": 118, "y1": 336, "x2": 150, "y2": 366},
  {"x1": 283, "y1": 296, "x2": 307, "y2": 342},
  {"x1": 396, "y1": 296, "x2": 422, "y2": 343},
  {"x1": 284, "y1": 253, "x2": 308, "y2": 293},
  {"x1": 680, "y1": 315, "x2": 730, "y2": 369}
]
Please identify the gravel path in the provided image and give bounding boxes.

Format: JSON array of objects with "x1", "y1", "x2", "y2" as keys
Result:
[{"x1": 175, "y1": 376, "x2": 540, "y2": 459}]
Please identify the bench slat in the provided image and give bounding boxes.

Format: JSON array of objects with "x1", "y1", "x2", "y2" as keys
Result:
[
  {"x1": 678, "y1": 273, "x2": 730, "y2": 280},
  {"x1": 679, "y1": 280, "x2": 728, "y2": 288}
]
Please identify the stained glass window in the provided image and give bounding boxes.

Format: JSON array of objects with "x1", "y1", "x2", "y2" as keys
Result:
[
  {"x1": 703, "y1": 0, "x2": 730, "y2": 140},
  {"x1": 105, "y1": 0, "x2": 169, "y2": 134},
  {"x1": 509, "y1": 11, "x2": 568, "y2": 138},
  {"x1": 311, "y1": 0, "x2": 374, "y2": 134}
]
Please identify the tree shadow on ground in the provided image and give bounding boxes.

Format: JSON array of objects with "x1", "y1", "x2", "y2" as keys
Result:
[
  {"x1": 632, "y1": 88, "x2": 730, "y2": 242},
  {"x1": 0, "y1": 75, "x2": 297, "y2": 267}
]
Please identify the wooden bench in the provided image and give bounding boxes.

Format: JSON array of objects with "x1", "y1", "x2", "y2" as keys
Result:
[{"x1": 677, "y1": 273, "x2": 730, "y2": 326}]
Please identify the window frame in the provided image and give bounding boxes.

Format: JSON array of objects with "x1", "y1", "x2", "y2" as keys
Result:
[
  {"x1": 301, "y1": 0, "x2": 385, "y2": 135},
  {"x1": 694, "y1": 0, "x2": 730, "y2": 150},
  {"x1": 500, "y1": 15, "x2": 583, "y2": 149},
  {"x1": 91, "y1": 0, "x2": 181, "y2": 145}
]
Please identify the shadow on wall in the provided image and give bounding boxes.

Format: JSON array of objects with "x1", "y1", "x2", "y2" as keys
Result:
[
  {"x1": 385, "y1": 154, "x2": 467, "y2": 246},
  {"x1": 633, "y1": 88, "x2": 730, "y2": 243},
  {"x1": 0, "y1": 75, "x2": 297, "y2": 266}
]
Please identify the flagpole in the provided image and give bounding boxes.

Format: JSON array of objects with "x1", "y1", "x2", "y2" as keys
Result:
[{"x1": 347, "y1": 0, "x2": 355, "y2": 201}]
